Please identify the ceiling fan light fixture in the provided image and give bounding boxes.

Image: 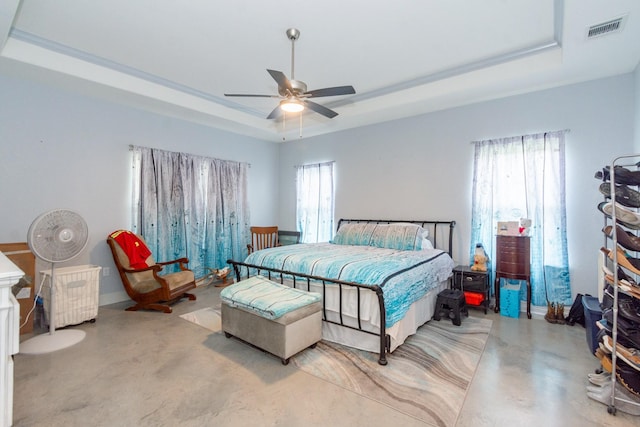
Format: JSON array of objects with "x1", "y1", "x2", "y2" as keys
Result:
[
  {"x1": 280, "y1": 98, "x2": 304, "y2": 113},
  {"x1": 225, "y1": 28, "x2": 354, "y2": 120}
]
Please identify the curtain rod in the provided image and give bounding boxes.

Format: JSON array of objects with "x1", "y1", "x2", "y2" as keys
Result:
[
  {"x1": 129, "y1": 145, "x2": 251, "y2": 167},
  {"x1": 470, "y1": 129, "x2": 570, "y2": 144},
  {"x1": 293, "y1": 160, "x2": 335, "y2": 168}
]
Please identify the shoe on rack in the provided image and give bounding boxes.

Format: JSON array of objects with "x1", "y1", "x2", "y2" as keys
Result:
[
  {"x1": 601, "y1": 202, "x2": 640, "y2": 226},
  {"x1": 588, "y1": 377, "x2": 612, "y2": 387},
  {"x1": 595, "y1": 169, "x2": 609, "y2": 181},
  {"x1": 598, "y1": 166, "x2": 640, "y2": 186},
  {"x1": 615, "y1": 358, "x2": 640, "y2": 397},
  {"x1": 618, "y1": 280, "x2": 640, "y2": 300},
  {"x1": 604, "y1": 284, "x2": 623, "y2": 304},
  {"x1": 601, "y1": 263, "x2": 638, "y2": 287},
  {"x1": 602, "y1": 245, "x2": 640, "y2": 276},
  {"x1": 616, "y1": 267, "x2": 638, "y2": 286},
  {"x1": 603, "y1": 309, "x2": 640, "y2": 349},
  {"x1": 598, "y1": 202, "x2": 640, "y2": 230},
  {"x1": 608, "y1": 274, "x2": 640, "y2": 299},
  {"x1": 601, "y1": 353, "x2": 613, "y2": 373},
  {"x1": 602, "y1": 225, "x2": 640, "y2": 252},
  {"x1": 602, "y1": 335, "x2": 640, "y2": 371},
  {"x1": 604, "y1": 283, "x2": 637, "y2": 308},
  {"x1": 603, "y1": 270, "x2": 638, "y2": 295},
  {"x1": 588, "y1": 371, "x2": 612, "y2": 387},
  {"x1": 588, "y1": 370, "x2": 612, "y2": 379},
  {"x1": 596, "y1": 317, "x2": 639, "y2": 349},
  {"x1": 586, "y1": 384, "x2": 609, "y2": 394},
  {"x1": 619, "y1": 299, "x2": 640, "y2": 324},
  {"x1": 599, "y1": 182, "x2": 640, "y2": 208},
  {"x1": 586, "y1": 380, "x2": 640, "y2": 415},
  {"x1": 596, "y1": 326, "x2": 609, "y2": 341},
  {"x1": 603, "y1": 308, "x2": 639, "y2": 332},
  {"x1": 599, "y1": 341, "x2": 612, "y2": 355},
  {"x1": 596, "y1": 318, "x2": 607, "y2": 331}
]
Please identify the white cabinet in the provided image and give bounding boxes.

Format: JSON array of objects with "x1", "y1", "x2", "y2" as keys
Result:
[{"x1": 0, "y1": 252, "x2": 25, "y2": 427}]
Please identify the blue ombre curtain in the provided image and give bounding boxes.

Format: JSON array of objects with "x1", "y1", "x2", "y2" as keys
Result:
[
  {"x1": 470, "y1": 130, "x2": 571, "y2": 306},
  {"x1": 296, "y1": 161, "x2": 335, "y2": 243},
  {"x1": 131, "y1": 146, "x2": 251, "y2": 278}
]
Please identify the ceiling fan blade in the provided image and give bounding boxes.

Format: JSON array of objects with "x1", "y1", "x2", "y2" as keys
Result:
[
  {"x1": 224, "y1": 93, "x2": 280, "y2": 98},
  {"x1": 267, "y1": 69, "x2": 293, "y2": 92},
  {"x1": 266, "y1": 105, "x2": 283, "y2": 120},
  {"x1": 304, "y1": 100, "x2": 338, "y2": 119},
  {"x1": 305, "y1": 86, "x2": 356, "y2": 98}
]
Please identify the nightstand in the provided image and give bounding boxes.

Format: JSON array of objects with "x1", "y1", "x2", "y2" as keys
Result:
[{"x1": 451, "y1": 265, "x2": 490, "y2": 314}]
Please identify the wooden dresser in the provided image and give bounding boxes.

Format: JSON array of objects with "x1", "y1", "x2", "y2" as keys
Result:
[{"x1": 494, "y1": 235, "x2": 531, "y2": 319}]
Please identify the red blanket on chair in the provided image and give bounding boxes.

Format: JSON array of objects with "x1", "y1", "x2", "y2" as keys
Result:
[{"x1": 110, "y1": 230, "x2": 152, "y2": 269}]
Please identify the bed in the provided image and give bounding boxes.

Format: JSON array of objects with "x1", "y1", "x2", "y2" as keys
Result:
[{"x1": 227, "y1": 219, "x2": 456, "y2": 365}]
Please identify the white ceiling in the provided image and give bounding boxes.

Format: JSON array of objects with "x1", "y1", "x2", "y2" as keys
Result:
[{"x1": 1, "y1": 0, "x2": 639, "y2": 142}]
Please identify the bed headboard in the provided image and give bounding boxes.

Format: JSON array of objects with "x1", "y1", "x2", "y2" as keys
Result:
[{"x1": 336, "y1": 219, "x2": 456, "y2": 257}]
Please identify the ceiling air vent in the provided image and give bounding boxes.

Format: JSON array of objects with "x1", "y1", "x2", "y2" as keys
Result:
[{"x1": 586, "y1": 15, "x2": 626, "y2": 39}]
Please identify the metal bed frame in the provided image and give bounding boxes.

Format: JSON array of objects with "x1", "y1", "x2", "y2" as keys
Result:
[{"x1": 227, "y1": 219, "x2": 456, "y2": 365}]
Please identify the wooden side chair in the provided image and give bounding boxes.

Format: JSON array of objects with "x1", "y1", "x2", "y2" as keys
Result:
[
  {"x1": 247, "y1": 226, "x2": 280, "y2": 254},
  {"x1": 107, "y1": 230, "x2": 196, "y2": 313}
]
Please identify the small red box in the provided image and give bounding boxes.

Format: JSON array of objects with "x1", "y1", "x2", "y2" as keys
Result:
[{"x1": 463, "y1": 291, "x2": 484, "y2": 306}]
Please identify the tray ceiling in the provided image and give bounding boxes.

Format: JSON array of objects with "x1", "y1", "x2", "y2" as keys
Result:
[{"x1": 1, "y1": 0, "x2": 639, "y2": 141}]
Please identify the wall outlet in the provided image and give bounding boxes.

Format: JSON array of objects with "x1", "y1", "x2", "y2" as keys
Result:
[{"x1": 103, "y1": 267, "x2": 110, "y2": 277}]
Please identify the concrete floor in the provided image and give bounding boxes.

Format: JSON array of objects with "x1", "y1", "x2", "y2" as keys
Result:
[{"x1": 12, "y1": 284, "x2": 638, "y2": 426}]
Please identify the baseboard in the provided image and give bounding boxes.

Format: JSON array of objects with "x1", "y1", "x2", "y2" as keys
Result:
[
  {"x1": 528, "y1": 304, "x2": 546, "y2": 318},
  {"x1": 98, "y1": 290, "x2": 129, "y2": 306},
  {"x1": 489, "y1": 297, "x2": 550, "y2": 319}
]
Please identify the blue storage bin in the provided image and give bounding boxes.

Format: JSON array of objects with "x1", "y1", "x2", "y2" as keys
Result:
[
  {"x1": 500, "y1": 280, "x2": 521, "y2": 318},
  {"x1": 582, "y1": 295, "x2": 602, "y2": 356}
]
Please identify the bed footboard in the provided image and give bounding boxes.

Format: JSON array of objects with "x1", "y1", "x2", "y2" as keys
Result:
[{"x1": 226, "y1": 259, "x2": 390, "y2": 365}]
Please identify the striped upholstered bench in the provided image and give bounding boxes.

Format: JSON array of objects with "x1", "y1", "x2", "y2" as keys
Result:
[{"x1": 220, "y1": 275, "x2": 322, "y2": 365}]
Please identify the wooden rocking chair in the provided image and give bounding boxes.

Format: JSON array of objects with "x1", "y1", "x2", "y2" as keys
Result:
[{"x1": 107, "y1": 231, "x2": 196, "y2": 313}]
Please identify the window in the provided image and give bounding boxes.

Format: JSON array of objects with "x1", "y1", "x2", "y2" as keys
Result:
[
  {"x1": 470, "y1": 130, "x2": 571, "y2": 306},
  {"x1": 296, "y1": 161, "x2": 335, "y2": 243}
]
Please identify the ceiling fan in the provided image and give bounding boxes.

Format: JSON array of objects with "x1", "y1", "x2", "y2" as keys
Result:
[{"x1": 224, "y1": 28, "x2": 356, "y2": 120}]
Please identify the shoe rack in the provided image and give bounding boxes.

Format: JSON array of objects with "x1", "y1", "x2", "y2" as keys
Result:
[{"x1": 598, "y1": 154, "x2": 640, "y2": 416}]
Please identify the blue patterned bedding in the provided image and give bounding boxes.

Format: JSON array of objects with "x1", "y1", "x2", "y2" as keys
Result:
[{"x1": 244, "y1": 243, "x2": 454, "y2": 327}]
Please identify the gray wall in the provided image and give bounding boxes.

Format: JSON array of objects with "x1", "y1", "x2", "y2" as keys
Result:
[
  {"x1": 2, "y1": 68, "x2": 638, "y2": 307},
  {"x1": 0, "y1": 74, "x2": 279, "y2": 305},
  {"x1": 279, "y1": 73, "x2": 637, "y2": 301}
]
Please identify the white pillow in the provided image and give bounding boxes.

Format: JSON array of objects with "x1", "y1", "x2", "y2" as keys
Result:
[{"x1": 421, "y1": 237, "x2": 434, "y2": 250}]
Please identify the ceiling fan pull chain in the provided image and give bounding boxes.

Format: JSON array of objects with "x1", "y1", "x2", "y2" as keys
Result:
[{"x1": 299, "y1": 113, "x2": 303, "y2": 138}]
